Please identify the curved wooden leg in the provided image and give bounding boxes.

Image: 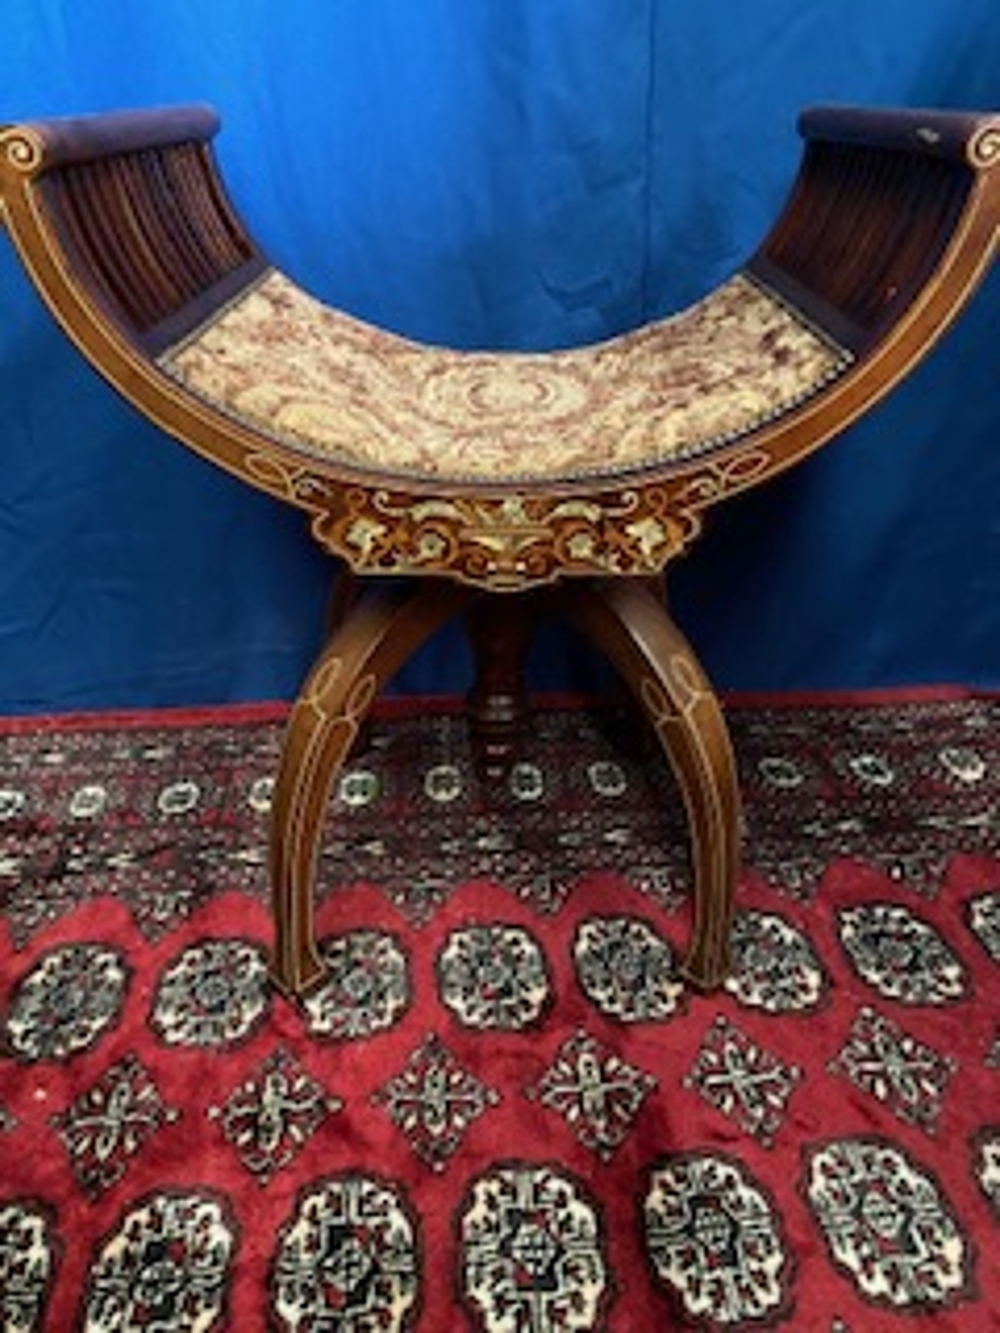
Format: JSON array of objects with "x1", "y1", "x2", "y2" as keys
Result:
[
  {"x1": 270, "y1": 578, "x2": 475, "y2": 997},
  {"x1": 324, "y1": 567, "x2": 373, "y2": 758},
  {"x1": 324, "y1": 566, "x2": 363, "y2": 638},
  {"x1": 560, "y1": 577, "x2": 740, "y2": 989}
]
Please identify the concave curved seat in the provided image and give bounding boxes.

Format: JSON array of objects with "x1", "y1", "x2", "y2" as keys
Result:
[{"x1": 2, "y1": 102, "x2": 998, "y2": 997}]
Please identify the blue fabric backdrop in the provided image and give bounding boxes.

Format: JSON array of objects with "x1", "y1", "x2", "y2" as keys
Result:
[{"x1": 1, "y1": 2, "x2": 998, "y2": 712}]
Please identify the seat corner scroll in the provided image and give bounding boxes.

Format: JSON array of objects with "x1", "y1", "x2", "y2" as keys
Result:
[
  {"x1": 0, "y1": 123, "x2": 45, "y2": 190},
  {"x1": 967, "y1": 116, "x2": 1000, "y2": 172}
]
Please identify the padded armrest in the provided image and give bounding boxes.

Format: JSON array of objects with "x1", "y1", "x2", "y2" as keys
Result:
[
  {"x1": 1, "y1": 103, "x2": 262, "y2": 351},
  {"x1": 798, "y1": 103, "x2": 1000, "y2": 167},
  {"x1": 0, "y1": 104, "x2": 219, "y2": 176},
  {"x1": 751, "y1": 103, "x2": 1000, "y2": 352}
]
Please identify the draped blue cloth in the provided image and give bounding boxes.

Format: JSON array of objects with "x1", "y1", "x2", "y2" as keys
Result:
[{"x1": 1, "y1": 2, "x2": 998, "y2": 710}]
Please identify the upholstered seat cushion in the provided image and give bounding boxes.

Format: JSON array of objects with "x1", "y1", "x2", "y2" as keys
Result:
[{"x1": 158, "y1": 269, "x2": 852, "y2": 485}]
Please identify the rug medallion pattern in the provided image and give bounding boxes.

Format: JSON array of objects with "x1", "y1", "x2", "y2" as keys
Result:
[{"x1": 0, "y1": 695, "x2": 998, "y2": 1328}]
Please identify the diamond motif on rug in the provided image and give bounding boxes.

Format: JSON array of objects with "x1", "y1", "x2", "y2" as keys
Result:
[
  {"x1": 372, "y1": 1033, "x2": 500, "y2": 1172},
  {"x1": 725, "y1": 908, "x2": 829, "y2": 1013},
  {"x1": 2, "y1": 942, "x2": 129, "y2": 1062},
  {"x1": 271, "y1": 1173, "x2": 420, "y2": 1331},
  {"x1": 739, "y1": 698, "x2": 1000, "y2": 898},
  {"x1": 965, "y1": 890, "x2": 1000, "y2": 961},
  {"x1": 802, "y1": 1135, "x2": 973, "y2": 1312},
  {"x1": 82, "y1": 1190, "x2": 236, "y2": 1330},
  {"x1": 572, "y1": 914, "x2": 684, "y2": 1022},
  {"x1": 829, "y1": 1006, "x2": 956, "y2": 1133},
  {"x1": 319, "y1": 708, "x2": 692, "y2": 925},
  {"x1": 0, "y1": 818, "x2": 221, "y2": 950},
  {"x1": 2, "y1": 699, "x2": 998, "y2": 954},
  {"x1": 149, "y1": 937, "x2": 271, "y2": 1048},
  {"x1": 972, "y1": 1127, "x2": 1000, "y2": 1220},
  {"x1": 0, "y1": 723, "x2": 280, "y2": 948},
  {"x1": 837, "y1": 903, "x2": 970, "y2": 1005},
  {"x1": 643, "y1": 1150, "x2": 791, "y2": 1326},
  {"x1": 51, "y1": 1052, "x2": 180, "y2": 1196},
  {"x1": 526, "y1": 1030, "x2": 656, "y2": 1161},
  {"x1": 302, "y1": 929, "x2": 410, "y2": 1040},
  {"x1": 208, "y1": 1047, "x2": 342, "y2": 1184},
  {"x1": 685, "y1": 1015, "x2": 801, "y2": 1145},
  {"x1": 437, "y1": 923, "x2": 551, "y2": 1030},
  {"x1": 0, "y1": 1201, "x2": 57, "y2": 1333},
  {"x1": 459, "y1": 1162, "x2": 608, "y2": 1331}
]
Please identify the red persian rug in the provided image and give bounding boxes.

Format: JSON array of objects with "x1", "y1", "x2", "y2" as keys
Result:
[{"x1": 0, "y1": 692, "x2": 998, "y2": 1330}]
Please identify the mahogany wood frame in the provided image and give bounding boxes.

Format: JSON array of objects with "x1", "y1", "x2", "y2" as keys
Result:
[{"x1": 2, "y1": 102, "x2": 998, "y2": 997}]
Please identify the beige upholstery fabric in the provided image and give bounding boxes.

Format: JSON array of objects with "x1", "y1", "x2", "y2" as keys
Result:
[{"x1": 158, "y1": 269, "x2": 852, "y2": 484}]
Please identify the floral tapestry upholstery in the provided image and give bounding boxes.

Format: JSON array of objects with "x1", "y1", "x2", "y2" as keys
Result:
[{"x1": 158, "y1": 270, "x2": 853, "y2": 484}]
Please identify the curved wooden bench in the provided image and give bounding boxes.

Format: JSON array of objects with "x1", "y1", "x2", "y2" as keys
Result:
[{"x1": 2, "y1": 102, "x2": 998, "y2": 997}]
